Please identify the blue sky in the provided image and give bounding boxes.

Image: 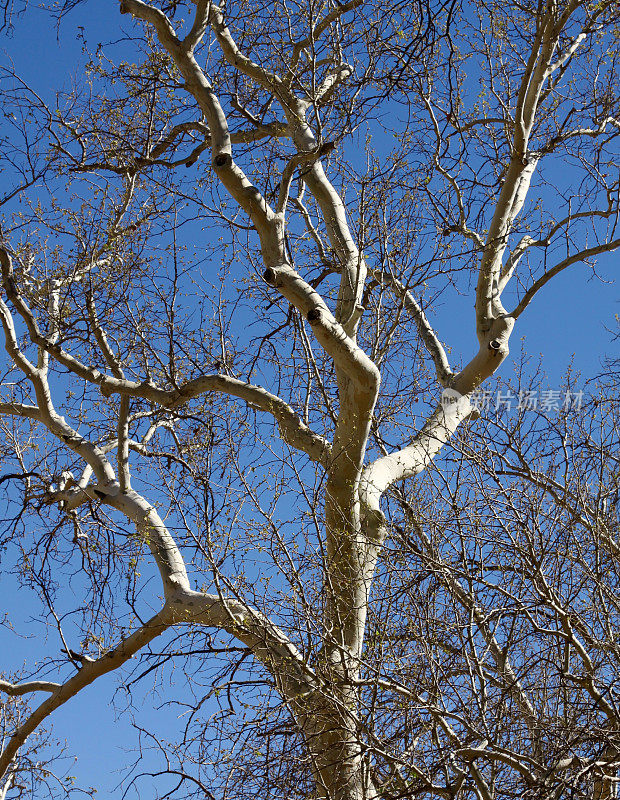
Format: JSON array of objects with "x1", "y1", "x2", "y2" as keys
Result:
[
  {"x1": 3, "y1": 1, "x2": 618, "y2": 386},
  {"x1": 0, "y1": 2, "x2": 618, "y2": 797},
  {"x1": 1, "y1": 10, "x2": 201, "y2": 796}
]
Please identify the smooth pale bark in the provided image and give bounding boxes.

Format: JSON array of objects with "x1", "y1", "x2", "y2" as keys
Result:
[{"x1": 1, "y1": 1, "x2": 619, "y2": 798}]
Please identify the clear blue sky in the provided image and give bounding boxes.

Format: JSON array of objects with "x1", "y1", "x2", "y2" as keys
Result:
[{"x1": 0, "y1": 3, "x2": 618, "y2": 797}]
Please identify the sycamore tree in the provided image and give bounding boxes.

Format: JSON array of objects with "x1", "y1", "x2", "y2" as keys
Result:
[{"x1": 0, "y1": 0, "x2": 619, "y2": 798}]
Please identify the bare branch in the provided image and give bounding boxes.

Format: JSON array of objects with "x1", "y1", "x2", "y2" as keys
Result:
[
  {"x1": 0, "y1": 680, "x2": 61, "y2": 696},
  {"x1": 510, "y1": 238, "x2": 620, "y2": 318}
]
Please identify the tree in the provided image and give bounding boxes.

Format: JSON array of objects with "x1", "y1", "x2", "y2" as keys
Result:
[{"x1": 0, "y1": 0, "x2": 619, "y2": 797}]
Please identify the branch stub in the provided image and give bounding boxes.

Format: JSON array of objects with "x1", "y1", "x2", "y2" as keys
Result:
[
  {"x1": 263, "y1": 268, "x2": 277, "y2": 285},
  {"x1": 213, "y1": 153, "x2": 231, "y2": 169},
  {"x1": 307, "y1": 307, "x2": 323, "y2": 324}
]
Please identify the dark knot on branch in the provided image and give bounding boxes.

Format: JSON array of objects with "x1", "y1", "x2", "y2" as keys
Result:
[
  {"x1": 307, "y1": 307, "x2": 323, "y2": 324},
  {"x1": 213, "y1": 153, "x2": 231, "y2": 169},
  {"x1": 263, "y1": 267, "x2": 277, "y2": 285}
]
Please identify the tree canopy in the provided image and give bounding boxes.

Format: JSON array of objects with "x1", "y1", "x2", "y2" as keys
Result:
[{"x1": 0, "y1": 1, "x2": 619, "y2": 798}]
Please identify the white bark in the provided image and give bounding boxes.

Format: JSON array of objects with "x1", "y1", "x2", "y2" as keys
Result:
[{"x1": 0, "y1": 1, "x2": 619, "y2": 798}]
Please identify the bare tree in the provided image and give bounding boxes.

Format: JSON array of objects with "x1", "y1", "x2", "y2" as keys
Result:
[{"x1": 0, "y1": 0, "x2": 619, "y2": 798}]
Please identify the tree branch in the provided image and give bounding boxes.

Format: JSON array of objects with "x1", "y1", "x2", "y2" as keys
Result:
[
  {"x1": 369, "y1": 269, "x2": 453, "y2": 387},
  {"x1": 510, "y1": 238, "x2": 620, "y2": 318},
  {"x1": 0, "y1": 680, "x2": 61, "y2": 696}
]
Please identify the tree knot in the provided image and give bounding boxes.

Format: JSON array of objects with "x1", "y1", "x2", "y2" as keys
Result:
[
  {"x1": 213, "y1": 153, "x2": 231, "y2": 169},
  {"x1": 307, "y1": 307, "x2": 323, "y2": 324}
]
